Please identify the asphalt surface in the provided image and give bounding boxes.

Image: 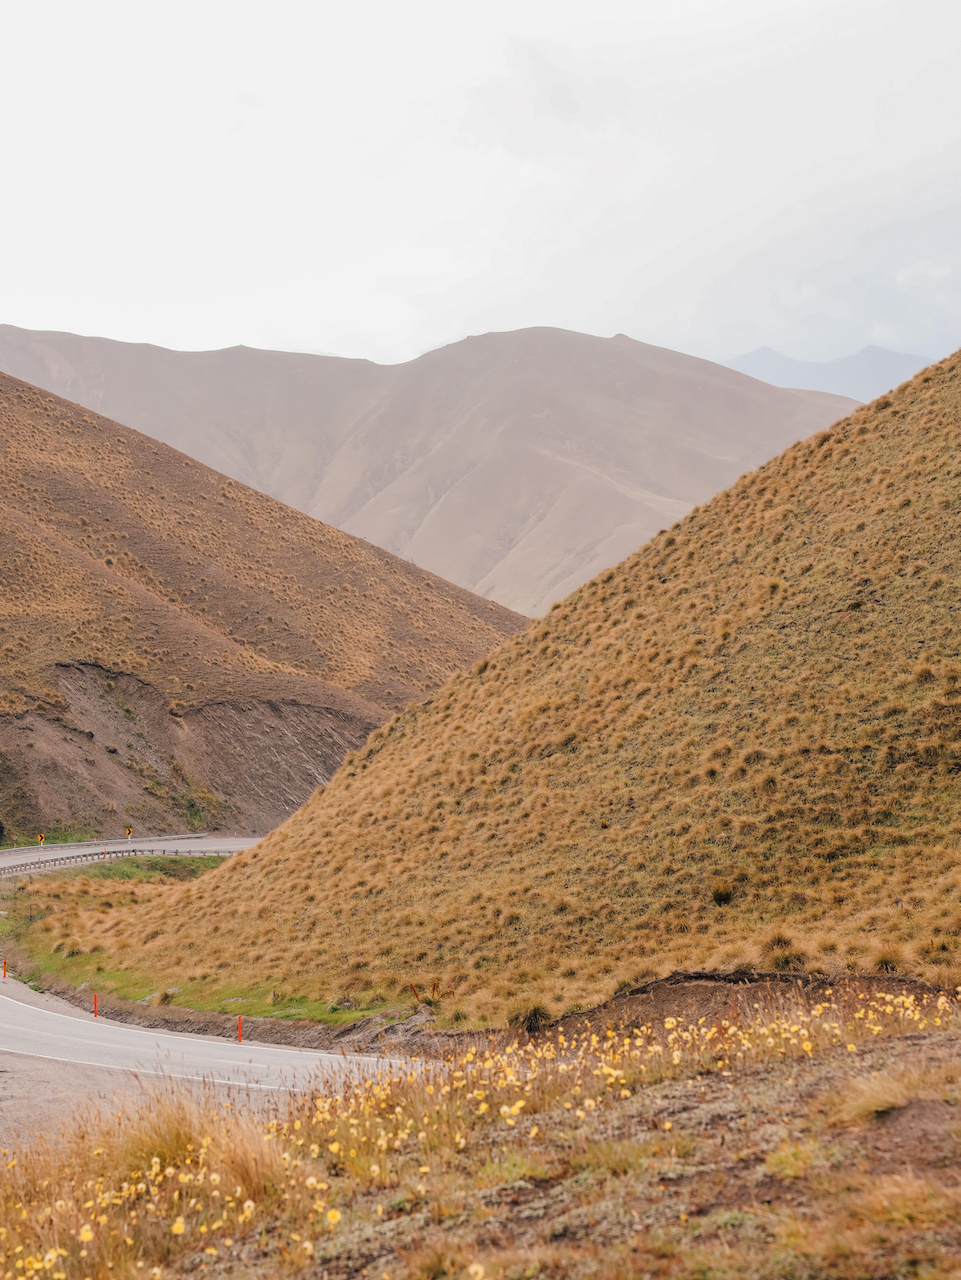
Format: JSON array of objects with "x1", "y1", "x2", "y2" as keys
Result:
[
  {"x1": 0, "y1": 834, "x2": 371, "y2": 1142},
  {"x1": 0, "y1": 833, "x2": 255, "y2": 873},
  {"x1": 0, "y1": 987, "x2": 363, "y2": 1090},
  {"x1": 0, "y1": 977, "x2": 376, "y2": 1142}
]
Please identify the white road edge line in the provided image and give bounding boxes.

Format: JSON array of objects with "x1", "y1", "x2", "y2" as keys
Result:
[
  {"x1": 0, "y1": 993, "x2": 346, "y2": 1060},
  {"x1": 0, "y1": 1047, "x2": 290, "y2": 1090}
]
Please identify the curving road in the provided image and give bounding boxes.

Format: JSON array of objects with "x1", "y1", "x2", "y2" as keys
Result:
[
  {"x1": 0, "y1": 994, "x2": 361, "y2": 1089},
  {"x1": 0, "y1": 837, "x2": 375, "y2": 1139},
  {"x1": 0, "y1": 978, "x2": 378, "y2": 1141}
]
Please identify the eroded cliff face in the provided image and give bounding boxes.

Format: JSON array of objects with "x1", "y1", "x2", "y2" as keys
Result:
[{"x1": 0, "y1": 663, "x2": 381, "y2": 838}]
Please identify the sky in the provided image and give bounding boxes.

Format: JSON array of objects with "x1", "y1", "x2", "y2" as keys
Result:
[{"x1": 2, "y1": 0, "x2": 960, "y2": 365}]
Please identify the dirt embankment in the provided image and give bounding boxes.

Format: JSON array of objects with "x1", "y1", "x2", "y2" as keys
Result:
[
  {"x1": 554, "y1": 967, "x2": 939, "y2": 1038},
  {"x1": 7, "y1": 950, "x2": 937, "y2": 1059},
  {"x1": 0, "y1": 662, "x2": 379, "y2": 838}
]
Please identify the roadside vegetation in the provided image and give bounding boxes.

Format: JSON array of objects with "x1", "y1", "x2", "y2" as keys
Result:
[
  {"x1": 2, "y1": 985, "x2": 959, "y2": 1278},
  {"x1": 2, "y1": 856, "x2": 225, "y2": 886},
  {"x1": 0, "y1": 827, "x2": 96, "y2": 851},
  {"x1": 0, "y1": 862, "x2": 391, "y2": 1026},
  {"x1": 29, "y1": 352, "x2": 961, "y2": 1025}
]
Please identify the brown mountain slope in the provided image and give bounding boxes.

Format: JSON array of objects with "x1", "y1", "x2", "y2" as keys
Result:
[
  {"x1": 0, "y1": 374, "x2": 524, "y2": 840},
  {"x1": 37, "y1": 352, "x2": 958, "y2": 1026},
  {"x1": 0, "y1": 324, "x2": 857, "y2": 614}
]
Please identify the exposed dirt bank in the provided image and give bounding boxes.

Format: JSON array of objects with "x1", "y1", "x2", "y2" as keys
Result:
[
  {"x1": 0, "y1": 662, "x2": 378, "y2": 838},
  {"x1": 5, "y1": 946, "x2": 938, "y2": 1060}
]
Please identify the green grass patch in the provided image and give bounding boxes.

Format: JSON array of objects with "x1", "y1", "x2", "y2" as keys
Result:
[
  {"x1": 5, "y1": 859, "x2": 416, "y2": 1026},
  {"x1": 5, "y1": 863, "x2": 411, "y2": 1025},
  {"x1": 0, "y1": 826, "x2": 98, "y2": 849},
  {"x1": 44, "y1": 856, "x2": 229, "y2": 883},
  {"x1": 199, "y1": 989, "x2": 393, "y2": 1024}
]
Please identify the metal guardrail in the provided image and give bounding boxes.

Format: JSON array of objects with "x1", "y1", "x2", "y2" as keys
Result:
[
  {"x1": 0, "y1": 847, "x2": 238, "y2": 879},
  {"x1": 0, "y1": 833, "x2": 209, "y2": 853}
]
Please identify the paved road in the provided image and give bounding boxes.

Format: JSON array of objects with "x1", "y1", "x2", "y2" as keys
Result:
[
  {"x1": 0, "y1": 833, "x2": 256, "y2": 874},
  {"x1": 0, "y1": 988, "x2": 361, "y2": 1093},
  {"x1": 0, "y1": 978, "x2": 389, "y2": 1143}
]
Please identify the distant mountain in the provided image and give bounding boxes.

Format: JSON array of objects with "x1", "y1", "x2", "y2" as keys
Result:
[
  {"x1": 0, "y1": 325, "x2": 857, "y2": 616},
  {"x1": 0, "y1": 374, "x2": 523, "y2": 840},
  {"x1": 724, "y1": 345, "x2": 932, "y2": 402}
]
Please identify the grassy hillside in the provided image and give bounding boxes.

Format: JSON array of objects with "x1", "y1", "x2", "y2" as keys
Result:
[
  {"x1": 37, "y1": 352, "x2": 961, "y2": 1022},
  {"x1": 0, "y1": 374, "x2": 523, "y2": 837}
]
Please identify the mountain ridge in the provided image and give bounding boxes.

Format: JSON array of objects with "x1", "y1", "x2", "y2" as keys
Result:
[
  {"x1": 725, "y1": 344, "x2": 932, "y2": 401},
  {"x1": 0, "y1": 324, "x2": 857, "y2": 615}
]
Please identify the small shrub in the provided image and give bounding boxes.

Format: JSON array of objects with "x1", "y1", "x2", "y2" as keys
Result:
[
  {"x1": 873, "y1": 946, "x2": 905, "y2": 974},
  {"x1": 570, "y1": 1138, "x2": 654, "y2": 1176},
  {"x1": 764, "y1": 1140, "x2": 819, "y2": 1179},
  {"x1": 770, "y1": 948, "x2": 807, "y2": 972},
  {"x1": 508, "y1": 1004, "x2": 551, "y2": 1035}
]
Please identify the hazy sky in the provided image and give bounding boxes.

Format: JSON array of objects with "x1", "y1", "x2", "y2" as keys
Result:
[{"x1": 3, "y1": 0, "x2": 960, "y2": 364}]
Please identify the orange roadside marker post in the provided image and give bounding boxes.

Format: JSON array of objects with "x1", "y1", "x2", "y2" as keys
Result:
[{"x1": 94, "y1": 994, "x2": 98, "y2": 1017}]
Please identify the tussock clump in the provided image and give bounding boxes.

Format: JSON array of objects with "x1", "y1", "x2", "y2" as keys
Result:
[
  {"x1": 45, "y1": 353, "x2": 961, "y2": 1021},
  {"x1": 828, "y1": 1058, "x2": 961, "y2": 1125}
]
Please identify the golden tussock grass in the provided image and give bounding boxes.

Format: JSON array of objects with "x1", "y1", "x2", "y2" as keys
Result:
[
  {"x1": 3, "y1": 986, "x2": 958, "y2": 1279},
  {"x1": 29, "y1": 351, "x2": 961, "y2": 1023},
  {"x1": 827, "y1": 1058, "x2": 961, "y2": 1125}
]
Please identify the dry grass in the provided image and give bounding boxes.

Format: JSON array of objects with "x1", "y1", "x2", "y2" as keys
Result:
[
  {"x1": 45, "y1": 352, "x2": 961, "y2": 1021},
  {"x1": 828, "y1": 1059, "x2": 961, "y2": 1125},
  {"x1": 3, "y1": 987, "x2": 959, "y2": 1279}
]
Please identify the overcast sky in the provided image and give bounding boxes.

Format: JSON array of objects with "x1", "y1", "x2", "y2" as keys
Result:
[{"x1": 3, "y1": 0, "x2": 960, "y2": 364}]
